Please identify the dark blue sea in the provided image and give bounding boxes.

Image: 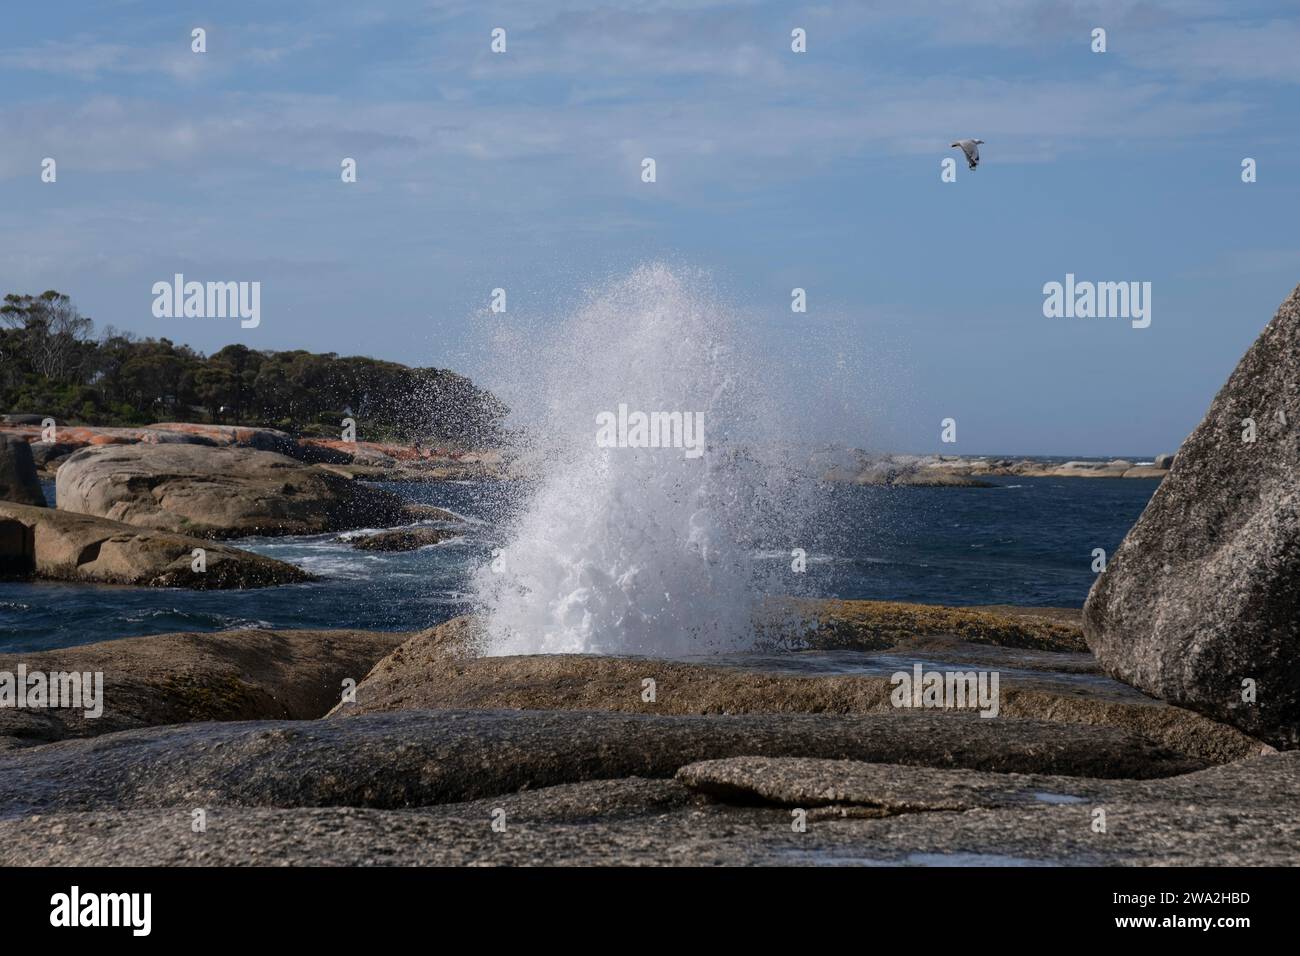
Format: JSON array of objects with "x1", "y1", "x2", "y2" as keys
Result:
[{"x1": 0, "y1": 476, "x2": 1159, "y2": 653}]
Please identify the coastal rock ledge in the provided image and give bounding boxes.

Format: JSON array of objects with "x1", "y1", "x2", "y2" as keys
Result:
[
  {"x1": 0, "y1": 501, "x2": 311, "y2": 589},
  {"x1": 1085, "y1": 282, "x2": 1300, "y2": 749}
]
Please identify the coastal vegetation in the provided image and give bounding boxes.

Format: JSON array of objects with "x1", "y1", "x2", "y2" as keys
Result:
[{"x1": 0, "y1": 290, "x2": 506, "y2": 445}]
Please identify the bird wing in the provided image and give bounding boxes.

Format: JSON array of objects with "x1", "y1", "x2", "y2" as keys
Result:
[{"x1": 962, "y1": 141, "x2": 980, "y2": 165}]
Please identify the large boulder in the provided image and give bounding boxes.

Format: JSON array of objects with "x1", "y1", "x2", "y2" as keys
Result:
[
  {"x1": 0, "y1": 500, "x2": 312, "y2": 588},
  {"x1": 55, "y1": 443, "x2": 411, "y2": 538},
  {"x1": 0, "y1": 434, "x2": 46, "y2": 506},
  {"x1": 1085, "y1": 283, "x2": 1300, "y2": 749}
]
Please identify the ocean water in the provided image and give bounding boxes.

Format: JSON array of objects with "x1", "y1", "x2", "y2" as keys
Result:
[
  {"x1": 0, "y1": 475, "x2": 1157, "y2": 654},
  {"x1": 460, "y1": 266, "x2": 1167, "y2": 658}
]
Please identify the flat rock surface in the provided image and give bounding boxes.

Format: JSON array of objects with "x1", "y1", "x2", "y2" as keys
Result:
[
  {"x1": 790, "y1": 599, "x2": 1088, "y2": 652},
  {"x1": 0, "y1": 707, "x2": 1206, "y2": 820},
  {"x1": 5, "y1": 752, "x2": 1296, "y2": 866},
  {"x1": 674, "y1": 756, "x2": 1115, "y2": 810}
]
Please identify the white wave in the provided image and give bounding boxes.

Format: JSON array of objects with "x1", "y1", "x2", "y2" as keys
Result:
[{"x1": 471, "y1": 264, "x2": 824, "y2": 656}]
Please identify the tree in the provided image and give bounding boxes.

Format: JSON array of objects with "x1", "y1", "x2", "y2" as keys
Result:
[
  {"x1": 1, "y1": 289, "x2": 508, "y2": 442},
  {"x1": 1, "y1": 291, "x2": 93, "y2": 383}
]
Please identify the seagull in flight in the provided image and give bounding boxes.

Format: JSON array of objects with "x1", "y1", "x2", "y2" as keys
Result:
[{"x1": 951, "y1": 138, "x2": 984, "y2": 170}]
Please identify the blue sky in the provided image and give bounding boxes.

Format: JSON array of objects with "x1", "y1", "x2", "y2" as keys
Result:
[{"x1": 2, "y1": 0, "x2": 1297, "y2": 456}]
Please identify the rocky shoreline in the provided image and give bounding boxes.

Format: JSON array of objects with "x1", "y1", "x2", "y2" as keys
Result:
[
  {"x1": 824, "y1": 452, "x2": 1176, "y2": 487},
  {"x1": 0, "y1": 419, "x2": 515, "y2": 483},
  {"x1": 0, "y1": 600, "x2": 1287, "y2": 866},
  {"x1": 2, "y1": 418, "x2": 1173, "y2": 490},
  {"x1": 1, "y1": 429, "x2": 468, "y2": 588},
  {"x1": 1, "y1": 284, "x2": 1298, "y2": 866},
  {"x1": 7, "y1": 752, "x2": 1293, "y2": 867}
]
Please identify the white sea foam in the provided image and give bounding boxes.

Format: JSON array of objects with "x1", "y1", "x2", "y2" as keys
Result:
[{"x1": 471, "y1": 264, "x2": 824, "y2": 656}]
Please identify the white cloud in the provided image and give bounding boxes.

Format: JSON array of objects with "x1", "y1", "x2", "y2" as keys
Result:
[
  {"x1": 1126, "y1": 19, "x2": 1300, "y2": 83},
  {"x1": 0, "y1": 38, "x2": 203, "y2": 81}
]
